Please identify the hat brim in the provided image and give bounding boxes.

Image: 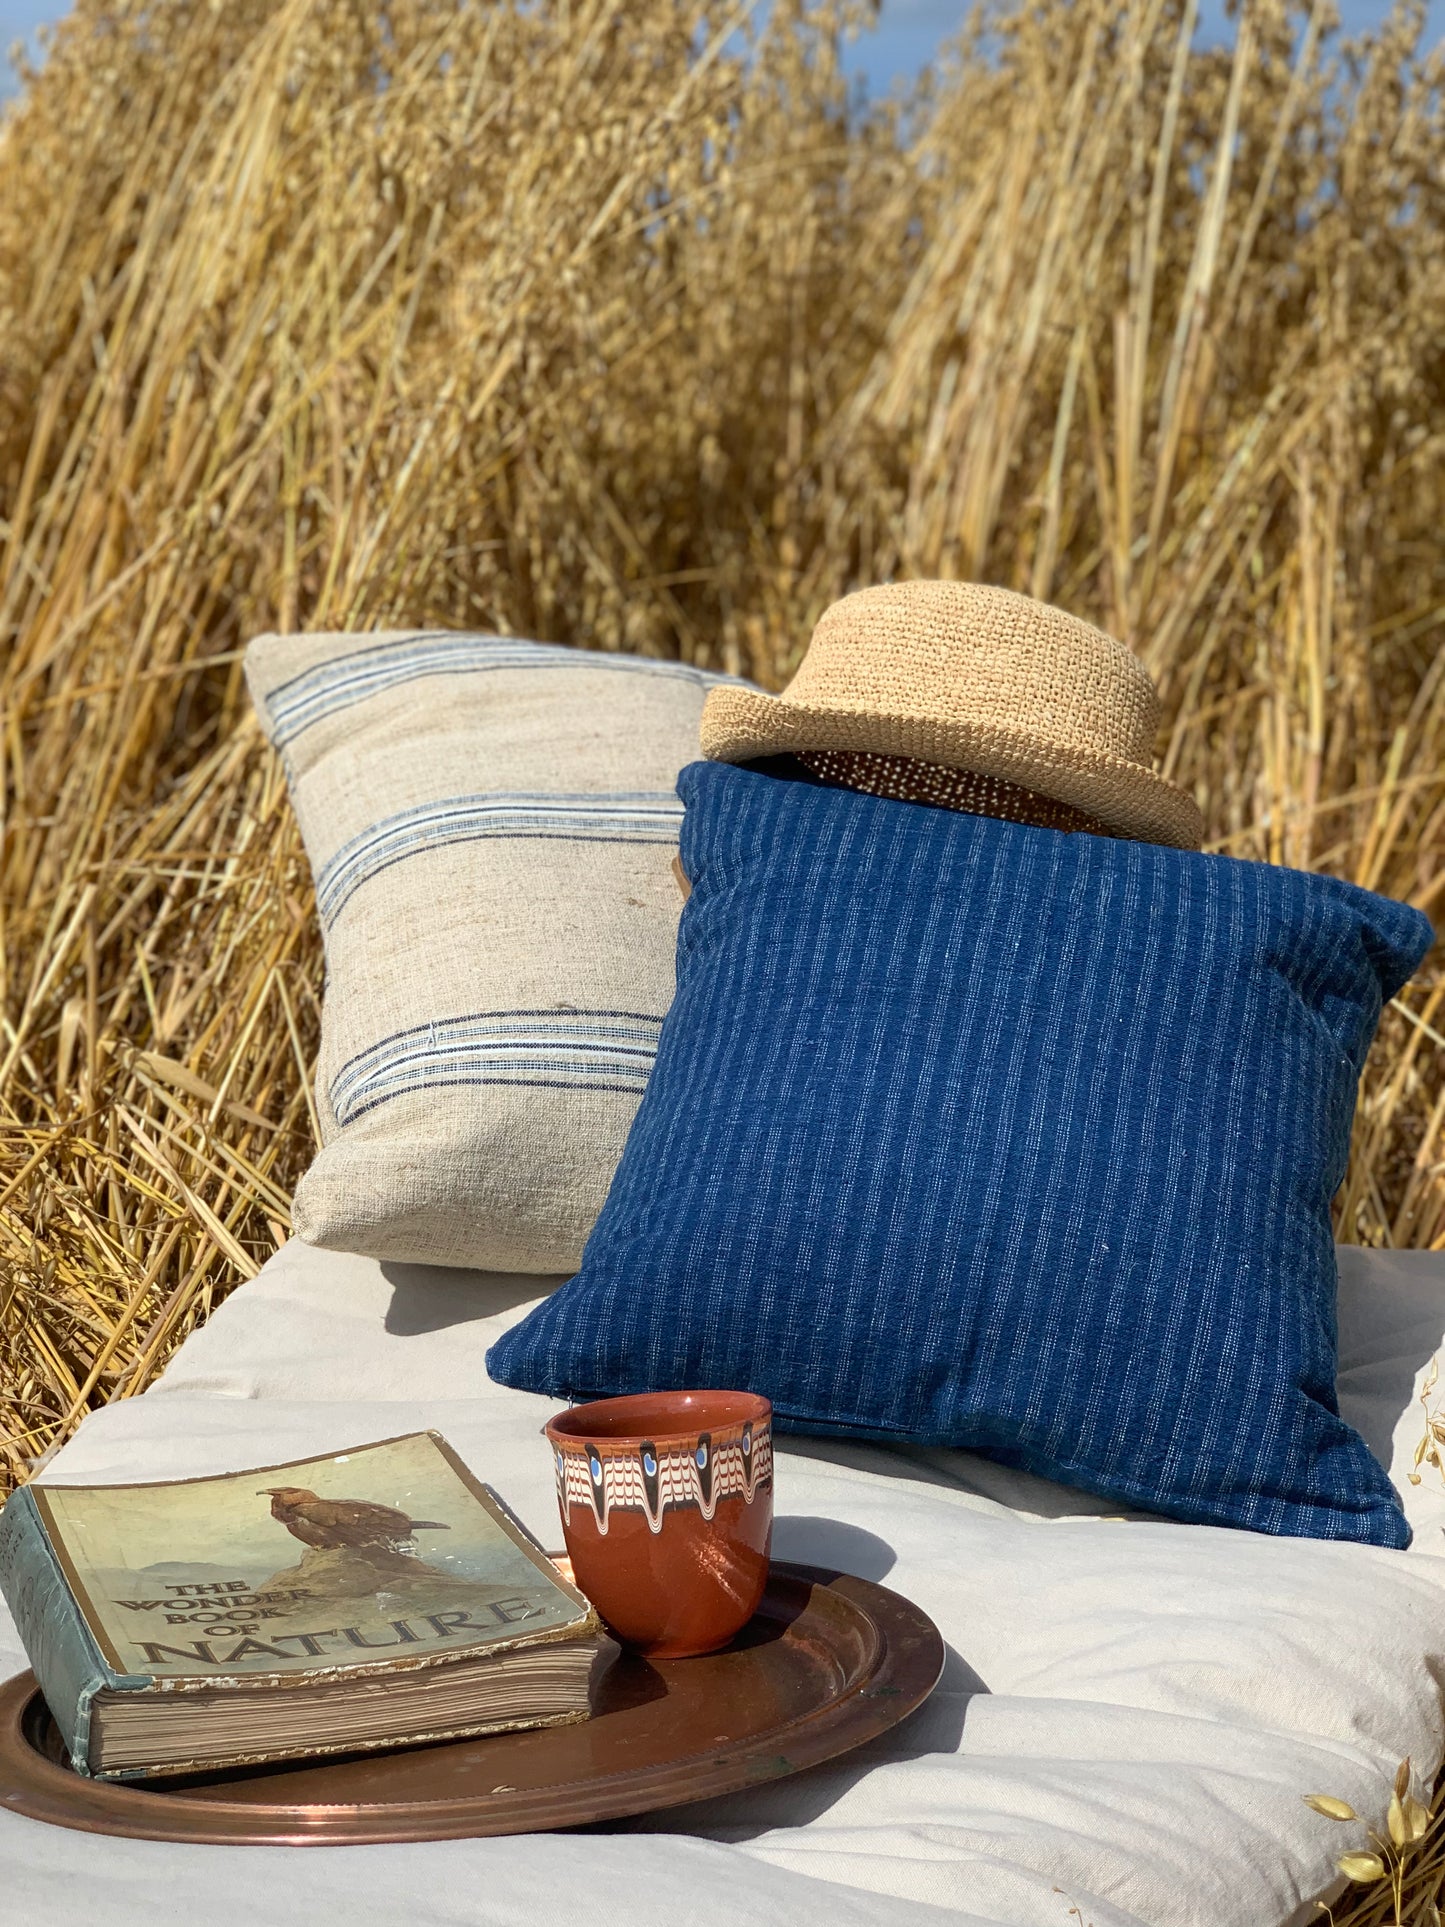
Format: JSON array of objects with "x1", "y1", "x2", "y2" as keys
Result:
[{"x1": 700, "y1": 685, "x2": 1204, "y2": 851}]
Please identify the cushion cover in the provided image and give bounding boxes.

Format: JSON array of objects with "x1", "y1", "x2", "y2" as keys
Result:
[
  {"x1": 246, "y1": 630, "x2": 736, "y2": 1272},
  {"x1": 488, "y1": 762, "x2": 1434, "y2": 1545},
  {"x1": 8, "y1": 1236, "x2": 1444, "y2": 1927}
]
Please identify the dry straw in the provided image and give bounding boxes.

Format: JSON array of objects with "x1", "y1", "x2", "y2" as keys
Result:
[{"x1": 0, "y1": 0, "x2": 1442, "y2": 1912}]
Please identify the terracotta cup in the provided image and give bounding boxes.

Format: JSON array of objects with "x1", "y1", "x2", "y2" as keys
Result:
[{"x1": 545, "y1": 1390, "x2": 773, "y2": 1658}]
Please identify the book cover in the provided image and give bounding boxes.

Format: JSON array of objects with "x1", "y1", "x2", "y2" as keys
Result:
[{"x1": 0, "y1": 1431, "x2": 596, "y2": 1775}]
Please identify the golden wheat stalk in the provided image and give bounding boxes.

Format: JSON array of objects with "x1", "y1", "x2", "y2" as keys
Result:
[{"x1": 1, "y1": 2, "x2": 1442, "y2": 1912}]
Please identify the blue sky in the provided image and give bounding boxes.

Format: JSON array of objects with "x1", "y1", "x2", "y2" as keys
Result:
[
  {"x1": 3, "y1": 1, "x2": 1445, "y2": 99},
  {"x1": 853, "y1": 0, "x2": 1445, "y2": 83}
]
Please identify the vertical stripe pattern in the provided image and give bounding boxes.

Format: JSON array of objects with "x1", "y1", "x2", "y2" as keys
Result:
[{"x1": 489, "y1": 761, "x2": 1434, "y2": 1547}]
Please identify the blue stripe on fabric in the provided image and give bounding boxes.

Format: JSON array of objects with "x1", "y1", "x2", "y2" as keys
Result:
[
  {"x1": 315, "y1": 792, "x2": 684, "y2": 925},
  {"x1": 329, "y1": 1009, "x2": 663, "y2": 1126},
  {"x1": 265, "y1": 634, "x2": 743, "y2": 747},
  {"x1": 488, "y1": 759, "x2": 1436, "y2": 1549}
]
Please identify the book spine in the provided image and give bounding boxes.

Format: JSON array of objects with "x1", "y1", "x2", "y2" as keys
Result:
[{"x1": 0, "y1": 1485, "x2": 132, "y2": 1776}]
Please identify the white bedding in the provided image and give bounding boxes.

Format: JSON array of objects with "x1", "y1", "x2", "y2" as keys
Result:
[{"x1": 3, "y1": 1239, "x2": 1444, "y2": 1927}]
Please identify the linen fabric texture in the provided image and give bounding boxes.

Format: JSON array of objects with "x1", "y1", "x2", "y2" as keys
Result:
[
  {"x1": 245, "y1": 630, "x2": 736, "y2": 1273},
  {"x1": 488, "y1": 762, "x2": 1434, "y2": 1546}
]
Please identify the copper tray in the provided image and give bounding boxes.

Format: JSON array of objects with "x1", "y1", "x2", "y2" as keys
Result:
[{"x1": 0, "y1": 1562, "x2": 942, "y2": 1845}]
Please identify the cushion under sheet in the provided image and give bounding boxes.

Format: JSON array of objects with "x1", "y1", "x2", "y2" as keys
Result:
[{"x1": 3, "y1": 1239, "x2": 1444, "y2": 1927}]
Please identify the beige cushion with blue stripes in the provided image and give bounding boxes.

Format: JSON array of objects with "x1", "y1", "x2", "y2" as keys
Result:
[{"x1": 246, "y1": 630, "x2": 728, "y2": 1271}]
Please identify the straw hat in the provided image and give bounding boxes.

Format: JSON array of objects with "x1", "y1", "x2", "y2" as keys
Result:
[{"x1": 701, "y1": 581, "x2": 1203, "y2": 850}]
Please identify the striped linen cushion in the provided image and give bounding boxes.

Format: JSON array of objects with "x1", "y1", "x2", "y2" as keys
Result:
[
  {"x1": 246, "y1": 630, "x2": 738, "y2": 1272},
  {"x1": 488, "y1": 761, "x2": 1435, "y2": 1545}
]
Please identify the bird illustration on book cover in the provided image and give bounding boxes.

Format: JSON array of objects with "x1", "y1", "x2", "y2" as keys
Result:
[
  {"x1": 254, "y1": 1481, "x2": 454, "y2": 1602},
  {"x1": 28, "y1": 1432, "x2": 588, "y2": 1680}
]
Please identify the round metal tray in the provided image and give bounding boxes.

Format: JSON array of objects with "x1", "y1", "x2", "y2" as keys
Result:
[{"x1": 0, "y1": 1562, "x2": 943, "y2": 1845}]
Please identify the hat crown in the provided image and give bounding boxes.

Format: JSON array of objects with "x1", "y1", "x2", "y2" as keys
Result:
[{"x1": 785, "y1": 582, "x2": 1160, "y2": 768}]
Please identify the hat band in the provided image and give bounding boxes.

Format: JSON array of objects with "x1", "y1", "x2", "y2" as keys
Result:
[{"x1": 794, "y1": 749, "x2": 1116, "y2": 838}]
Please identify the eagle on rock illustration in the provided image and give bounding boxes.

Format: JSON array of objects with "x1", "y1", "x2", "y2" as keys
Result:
[{"x1": 258, "y1": 1485, "x2": 451, "y2": 1554}]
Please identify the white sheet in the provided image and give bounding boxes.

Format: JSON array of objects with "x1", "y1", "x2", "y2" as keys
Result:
[{"x1": 3, "y1": 1238, "x2": 1443, "y2": 1927}]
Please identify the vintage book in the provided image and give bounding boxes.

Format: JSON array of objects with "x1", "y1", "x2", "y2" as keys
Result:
[{"x1": 0, "y1": 1430, "x2": 608, "y2": 1781}]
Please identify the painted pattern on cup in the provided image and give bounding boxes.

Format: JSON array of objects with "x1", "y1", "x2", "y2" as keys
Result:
[{"x1": 553, "y1": 1419, "x2": 773, "y2": 1537}]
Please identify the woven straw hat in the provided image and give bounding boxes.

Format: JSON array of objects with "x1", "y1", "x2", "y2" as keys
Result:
[{"x1": 701, "y1": 581, "x2": 1203, "y2": 850}]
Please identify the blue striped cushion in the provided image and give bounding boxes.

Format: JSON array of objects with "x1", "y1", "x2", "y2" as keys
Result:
[
  {"x1": 263, "y1": 631, "x2": 719, "y2": 748},
  {"x1": 488, "y1": 762, "x2": 1434, "y2": 1546},
  {"x1": 245, "y1": 630, "x2": 744, "y2": 1272}
]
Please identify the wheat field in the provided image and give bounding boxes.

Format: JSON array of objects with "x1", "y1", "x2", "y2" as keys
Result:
[{"x1": 1, "y1": 0, "x2": 1443, "y2": 1910}]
